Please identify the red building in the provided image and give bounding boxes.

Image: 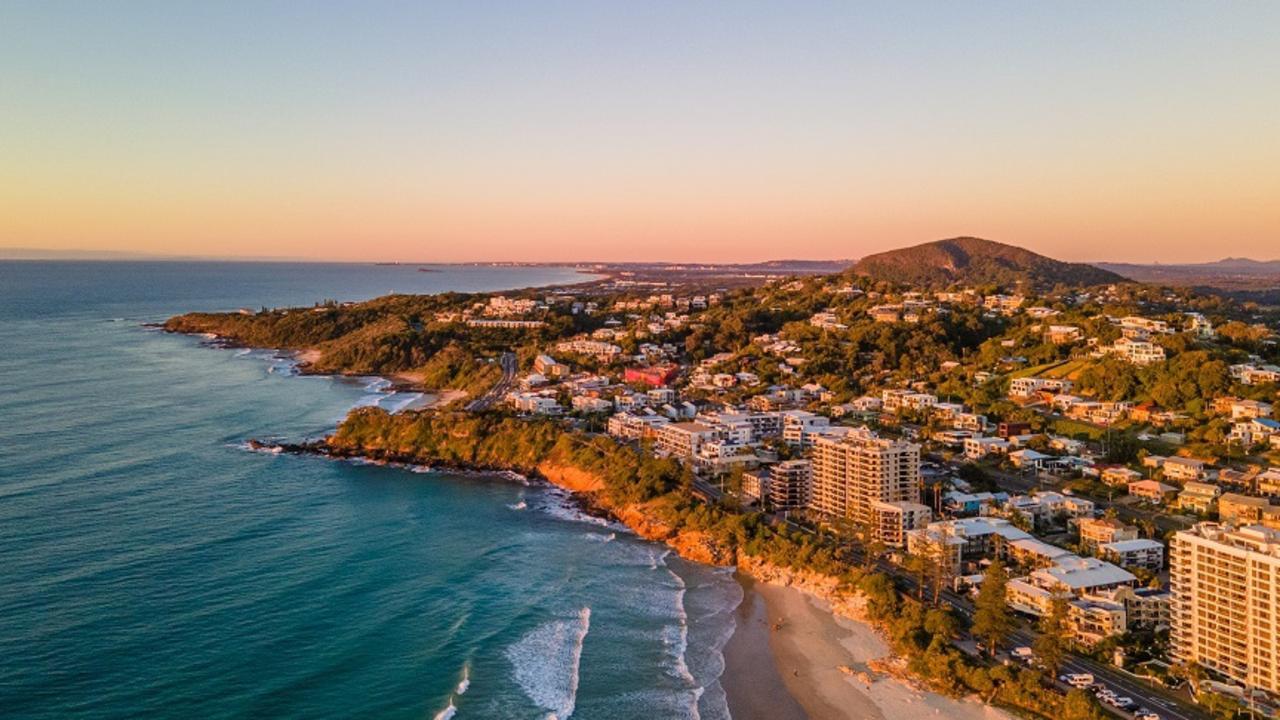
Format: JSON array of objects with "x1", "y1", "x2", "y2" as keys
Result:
[
  {"x1": 997, "y1": 421, "x2": 1031, "y2": 438},
  {"x1": 624, "y1": 364, "x2": 679, "y2": 387}
]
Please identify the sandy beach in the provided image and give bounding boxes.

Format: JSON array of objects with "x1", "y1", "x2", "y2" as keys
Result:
[{"x1": 725, "y1": 573, "x2": 1014, "y2": 720}]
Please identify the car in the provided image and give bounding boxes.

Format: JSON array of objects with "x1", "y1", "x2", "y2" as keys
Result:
[
  {"x1": 1113, "y1": 698, "x2": 1135, "y2": 710},
  {"x1": 1065, "y1": 673, "x2": 1094, "y2": 689},
  {"x1": 1134, "y1": 710, "x2": 1160, "y2": 720}
]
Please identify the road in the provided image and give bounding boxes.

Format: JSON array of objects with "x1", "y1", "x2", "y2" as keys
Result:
[{"x1": 465, "y1": 352, "x2": 517, "y2": 411}]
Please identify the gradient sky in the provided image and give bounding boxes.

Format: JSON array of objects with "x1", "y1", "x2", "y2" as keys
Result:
[{"x1": 3, "y1": 2, "x2": 1278, "y2": 263}]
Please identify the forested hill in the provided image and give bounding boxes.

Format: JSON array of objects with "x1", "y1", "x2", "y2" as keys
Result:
[{"x1": 851, "y1": 237, "x2": 1125, "y2": 290}]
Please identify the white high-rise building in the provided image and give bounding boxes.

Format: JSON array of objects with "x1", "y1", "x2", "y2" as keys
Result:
[
  {"x1": 1171, "y1": 523, "x2": 1280, "y2": 694},
  {"x1": 810, "y1": 428, "x2": 920, "y2": 529}
]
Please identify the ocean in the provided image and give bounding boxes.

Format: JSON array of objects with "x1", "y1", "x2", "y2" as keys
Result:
[{"x1": 0, "y1": 262, "x2": 742, "y2": 720}]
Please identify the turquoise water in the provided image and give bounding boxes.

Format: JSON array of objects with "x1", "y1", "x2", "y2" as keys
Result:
[{"x1": 0, "y1": 262, "x2": 740, "y2": 719}]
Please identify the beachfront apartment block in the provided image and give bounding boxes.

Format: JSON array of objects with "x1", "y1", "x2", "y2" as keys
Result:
[
  {"x1": 1171, "y1": 523, "x2": 1280, "y2": 695},
  {"x1": 810, "y1": 429, "x2": 920, "y2": 527}
]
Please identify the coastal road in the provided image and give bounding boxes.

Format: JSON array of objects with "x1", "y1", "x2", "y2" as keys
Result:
[{"x1": 466, "y1": 352, "x2": 517, "y2": 412}]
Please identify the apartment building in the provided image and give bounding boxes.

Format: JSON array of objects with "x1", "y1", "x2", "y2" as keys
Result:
[
  {"x1": 870, "y1": 500, "x2": 933, "y2": 547},
  {"x1": 1218, "y1": 493, "x2": 1280, "y2": 529},
  {"x1": 655, "y1": 422, "x2": 721, "y2": 459},
  {"x1": 1177, "y1": 481, "x2": 1222, "y2": 514},
  {"x1": 1101, "y1": 538, "x2": 1165, "y2": 571},
  {"x1": 810, "y1": 429, "x2": 920, "y2": 524},
  {"x1": 1171, "y1": 523, "x2": 1280, "y2": 694},
  {"x1": 781, "y1": 411, "x2": 831, "y2": 448},
  {"x1": 766, "y1": 459, "x2": 813, "y2": 510}
]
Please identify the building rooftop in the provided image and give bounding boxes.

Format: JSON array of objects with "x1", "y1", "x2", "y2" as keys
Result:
[
  {"x1": 1034, "y1": 556, "x2": 1136, "y2": 590},
  {"x1": 1101, "y1": 538, "x2": 1164, "y2": 553}
]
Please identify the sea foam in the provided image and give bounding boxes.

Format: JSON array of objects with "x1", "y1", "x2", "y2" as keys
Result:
[{"x1": 506, "y1": 607, "x2": 591, "y2": 719}]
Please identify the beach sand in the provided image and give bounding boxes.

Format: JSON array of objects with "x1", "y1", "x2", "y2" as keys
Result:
[
  {"x1": 727, "y1": 574, "x2": 1013, "y2": 720},
  {"x1": 721, "y1": 575, "x2": 808, "y2": 720}
]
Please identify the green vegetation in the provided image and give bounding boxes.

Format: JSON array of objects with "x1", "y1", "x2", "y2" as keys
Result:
[
  {"x1": 851, "y1": 236, "x2": 1124, "y2": 290},
  {"x1": 329, "y1": 408, "x2": 853, "y2": 574},
  {"x1": 972, "y1": 560, "x2": 1014, "y2": 657},
  {"x1": 856, "y1": 570, "x2": 1106, "y2": 720}
]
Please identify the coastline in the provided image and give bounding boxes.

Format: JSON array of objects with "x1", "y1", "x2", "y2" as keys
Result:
[
  {"x1": 188, "y1": 323, "x2": 1015, "y2": 720},
  {"x1": 264, "y1": 439, "x2": 1017, "y2": 720}
]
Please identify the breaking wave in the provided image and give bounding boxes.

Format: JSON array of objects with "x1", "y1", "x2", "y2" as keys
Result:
[{"x1": 506, "y1": 607, "x2": 592, "y2": 719}]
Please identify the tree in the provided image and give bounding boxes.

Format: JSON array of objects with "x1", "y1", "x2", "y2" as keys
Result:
[
  {"x1": 1033, "y1": 594, "x2": 1070, "y2": 676},
  {"x1": 1061, "y1": 688, "x2": 1104, "y2": 720},
  {"x1": 972, "y1": 560, "x2": 1014, "y2": 657}
]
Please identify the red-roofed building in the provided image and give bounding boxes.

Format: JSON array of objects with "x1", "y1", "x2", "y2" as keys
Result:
[{"x1": 625, "y1": 364, "x2": 679, "y2": 388}]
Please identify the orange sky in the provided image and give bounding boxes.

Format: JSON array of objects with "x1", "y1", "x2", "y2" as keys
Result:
[{"x1": 3, "y1": 3, "x2": 1278, "y2": 263}]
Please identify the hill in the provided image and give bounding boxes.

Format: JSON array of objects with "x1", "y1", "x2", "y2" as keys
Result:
[
  {"x1": 850, "y1": 237, "x2": 1124, "y2": 289},
  {"x1": 1097, "y1": 257, "x2": 1280, "y2": 290}
]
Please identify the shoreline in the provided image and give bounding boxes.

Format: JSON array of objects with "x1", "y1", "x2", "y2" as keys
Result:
[
  {"x1": 195, "y1": 324, "x2": 1015, "y2": 720},
  {"x1": 260, "y1": 439, "x2": 1017, "y2": 720},
  {"x1": 745, "y1": 578, "x2": 1015, "y2": 720}
]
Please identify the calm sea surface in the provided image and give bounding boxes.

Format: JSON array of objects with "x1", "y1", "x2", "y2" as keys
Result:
[{"x1": 0, "y1": 262, "x2": 740, "y2": 719}]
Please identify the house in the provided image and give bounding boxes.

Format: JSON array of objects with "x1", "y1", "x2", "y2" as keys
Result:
[
  {"x1": 1101, "y1": 466, "x2": 1144, "y2": 487},
  {"x1": 1217, "y1": 493, "x2": 1280, "y2": 528},
  {"x1": 1078, "y1": 517, "x2": 1139, "y2": 549},
  {"x1": 1258, "y1": 468, "x2": 1280, "y2": 498},
  {"x1": 1230, "y1": 399, "x2": 1274, "y2": 420},
  {"x1": 964, "y1": 436, "x2": 1010, "y2": 459},
  {"x1": 1229, "y1": 418, "x2": 1280, "y2": 446},
  {"x1": 943, "y1": 491, "x2": 1008, "y2": 516},
  {"x1": 1101, "y1": 539, "x2": 1165, "y2": 571},
  {"x1": 1009, "y1": 377, "x2": 1073, "y2": 398},
  {"x1": 571, "y1": 396, "x2": 614, "y2": 413},
  {"x1": 1009, "y1": 449, "x2": 1052, "y2": 470},
  {"x1": 606, "y1": 412, "x2": 670, "y2": 440},
  {"x1": 508, "y1": 392, "x2": 562, "y2": 415},
  {"x1": 1176, "y1": 481, "x2": 1222, "y2": 513},
  {"x1": 1048, "y1": 435, "x2": 1085, "y2": 455},
  {"x1": 1163, "y1": 457, "x2": 1215, "y2": 483},
  {"x1": 1045, "y1": 325, "x2": 1083, "y2": 344},
  {"x1": 1128, "y1": 479, "x2": 1177, "y2": 502},
  {"x1": 1093, "y1": 338, "x2": 1166, "y2": 365}
]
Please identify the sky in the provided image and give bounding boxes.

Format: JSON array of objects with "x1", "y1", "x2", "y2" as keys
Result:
[{"x1": 2, "y1": 2, "x2": 1278, "y2": 264}]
